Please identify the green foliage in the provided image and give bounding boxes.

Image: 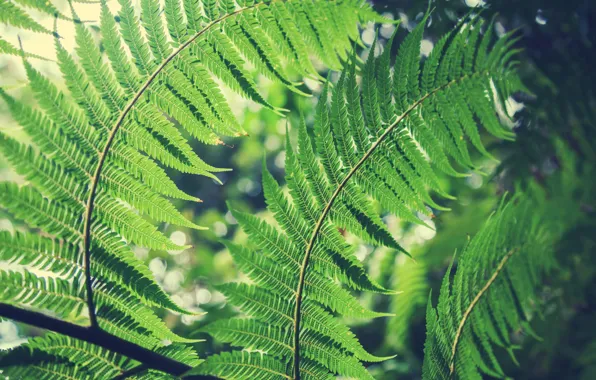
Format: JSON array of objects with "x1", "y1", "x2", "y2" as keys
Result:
[
  {"x1": 422, "y1": 138, "x2": 587, "y2": 379},
  {"x1": 1, "y1": 1, "x2": 589, "y2": 379},
  {"x1": 198, "y1": 14, "x2": 523, "y2": 379},
  {"x1": 0, "y1": 0, "x2": 385, "y2": 377},
  {"x1": 386, "y1": 255, "x2": 428, "y2": 351},
  {"x1": 0, "y1": 0, "x2": 54, "y2": 35},
  {"x1": 1, "y1": 333, "x2": 135, "y2": 378}
]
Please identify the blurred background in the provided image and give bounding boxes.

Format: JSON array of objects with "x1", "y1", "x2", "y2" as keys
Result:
[{"x1": 1, "y1": 0, "x2": 595, "y2": 378}]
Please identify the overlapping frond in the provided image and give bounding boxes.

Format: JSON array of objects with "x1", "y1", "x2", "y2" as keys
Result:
[
  {"x1": 0, "y1": 0, "x2": 390, "y2": 376},
  {"x1": 386, "y1": 255, "x2": 428, "y2": 351},
  {"x1": 198, "y1": 14, "x2": 524, "y2": 379},
  {"x1": 0, "y1": 0, "x2": 55, "y2": 36},
  {"x1": 422, "y1": 181, "x2": 581, "y2": 379},
  {"x1": 0, "y1": 333, "x2": 135, "y2": 379}
]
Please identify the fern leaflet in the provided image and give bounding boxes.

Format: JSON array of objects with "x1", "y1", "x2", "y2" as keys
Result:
[{"x1": 198, "y1": 13, "x2": 524, "y2": 379}]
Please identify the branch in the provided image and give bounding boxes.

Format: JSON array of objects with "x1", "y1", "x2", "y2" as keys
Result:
[{"x1": 0, "y1": 303, "x2": 192, "y2": 376}]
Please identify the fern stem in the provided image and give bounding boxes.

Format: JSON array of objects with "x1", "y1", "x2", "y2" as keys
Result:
[
  {"x1": 292, "y1": 74, "x2": 481, "y2": 379},
  {"x1": 113, "y1": 365, "x2": 147, "y2": 380},
  {"x1": 81, "y1": 3, "x2": 262, "y2": 329},
  {"x1": 448, "y1": 248, "x2": 518, "y2": 374},
  {"x1": 0, "y1": 303, "x2": 194, "y2": 376}
]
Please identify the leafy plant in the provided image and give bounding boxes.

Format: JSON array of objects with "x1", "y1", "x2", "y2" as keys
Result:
[
  {"x1": 0, "y1": 0, "x2": 593, "y2": 379},
  {"x1": 422, "y1": 138, "x2": 586, "y2": 379},
  {"x1": 195, "y1": 14, "x2": 524, "y2": 379},
  {"x1": 0, "y1": 0, "x2": 386, "y2": 377}
]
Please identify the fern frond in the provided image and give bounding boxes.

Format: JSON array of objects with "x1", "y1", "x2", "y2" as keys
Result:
[
  {"x1": 0, "y1": 0, "x2": 53, "y2": 35},
  {"x1": 0, "y1": 0, "x2": 394, "y2": 376},
  {"x1": 0, "y1": 351, "x2": 92, "y2": 380},
  {"x1": 201, "y1": 13, "x2": 524, "y2": 379},
  {"x1": 0, "y1": 37, "x2": 50, "y2": 60},
  {"x1": 0, "y1": 271, "x2": 84, "y2": 318},
  {"x1": 386, "y1": 255, "x2": 428, "y2": 351},
  {"x1": 192, "y1": 351, "x2": 292, "y2": 380},
  {"x1": 1, "y1": 0, "x2": 383, "y2": 314},
  {"x1": 421, "y1": 190, "x2": 577, "y2": 379},
  {"x1": 0, "y1": 333, "x2": 135, "y2": 378}
]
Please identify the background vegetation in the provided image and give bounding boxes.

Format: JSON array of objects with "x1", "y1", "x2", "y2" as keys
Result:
[{"x1": 0, "y1": 0, "x2": 594, "y2": 378}]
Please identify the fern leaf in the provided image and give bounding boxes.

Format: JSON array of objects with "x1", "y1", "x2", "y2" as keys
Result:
[
  {"x1": 1, "y1": 1, "x2": 442, "y2": 377},
  {"x1": 421, "y1": 193, "x2": 571, "y2": 379},
  {"x1": 386, "y1": 255, "x2": 428, "y2": 350},
  {"x1": 0, "y1": 271, "x2": 85, "y2": 318},
  {"x1": 0, "y1": 333, "x2": 134, "y2": 378},
  {"x1": 192, "y1": 351, "x2": 291, "y2": 380},
  {"x1": 202, "y1": 13, "x2": 524, "y2": 379},
  {"x1": 12, "y1": 0, "x2": 70, "y2": 20},
  {"x1": 0, "y1": 0, "x2": 53, "y2": 35},
  {"x1": 0, "y1": 36, "x2": 50, "y2": 60}
]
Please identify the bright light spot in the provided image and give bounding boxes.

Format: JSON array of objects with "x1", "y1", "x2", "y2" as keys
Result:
[
  {"x1": 380, "y1": 24, "x2": 396, "y2": 39},
  {"x1": 133, "y1": 247, "x2": 149, "y2": 261},
  {"x1": 361, "y1": 22, "x2": 376, "y2": 46},
  {"x1": 467, "y1": 173, "x2": 483, "y2": 189},
  {"x1": 225, "y1": 211, "x2": 237, "y2": 225},
  {"x1": 196, "y1": 288, "x2": 212, "y2": 304},
  {"x1": 275, "y1": 151, "x2": 286, "y2": 169},
  {"x1": 421, "y1": 39, "x2": 434, "y2": 57},
  {"x1": 174, "y1": 252, "x2": 191, "y2": 265},
  {"x1": 237, "y1": 177, "x2": 255, "y2": 194},
  {"x1": 0, "y1": 219, "x2": 13, "y2": 233},
  {"x1": 495, "y1": 22, "x2": 506, "y2": 37},
  {"x1": 180, "y1": 293, "x2": 195, "y2": 308},
  {"x1": 168, "y1": 231, "x2": 187, "y2": 256},
  {"x1": 182, "y1": 313, "x2": 204, "y2": 325},
  {"x1": 398, "y1": 12, "x2": 410, "y2": 30},
  {"x1": 170, "y1": 231, "x2": 187, "y2": 246},
  {"x1": 536, "y1": 9, "x2": 547, "y2": 25},
  {"x1": 0, "y1": 321, "x2": 18, "y2": 341},
  {"x1": 465, "y1": 0, "x2": 485, "y2": 7},
  {"x1": 304, "y1": 77, "x2": 321, "y2": 92},
  {"x1": 276, "y1": 119, "x2": 287, "y2": 135},
  {"x1": 381, "y1": 12, "x2": 394, "y2": 22},
  {"x1": 213, "y1": 221, "x2": 228, "y2": 237},
  {"x1": 355, "y1": 245, "x2": 369, "y2": 261},
  {"x1": 163, "y1": 270, "x2": 184, "y2": 292},
  {"x1": 149, "y1": 258, "x2": 167, "y2": 281},
  {"x1": 416, "y1": 222, "x2": 436, "y2": 241},
  {"x1": 506, "y1": 97, "x2": 525, "y2": 117},
  {"x1": 265, "y1": 135, "x2": 281, "y2": 151}
]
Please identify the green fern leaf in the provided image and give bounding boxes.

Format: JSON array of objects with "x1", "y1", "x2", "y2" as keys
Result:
[
  {"x1": 0, "y1": 0, "x2": 393, "y2": 376},
  {"x1": 421, "y1": 194, "x2": 565, "y2": 379},
  {"x1": 0, "y1": 0, "x2": 53, "y2": 35},
  {"x1": 201, "y1": 12, "x2": 524, "y2": 379}
]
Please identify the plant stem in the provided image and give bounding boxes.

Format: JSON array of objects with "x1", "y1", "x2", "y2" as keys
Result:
[
  {"x1": 291, "y1": 73, "x2": 484, "y2": 379},
  {"x1": 0, "y1": 303, "x2": 191, "y2": 376},
  {"x1": 448, "y1": 248, "x2": 519, "y2": 374}
]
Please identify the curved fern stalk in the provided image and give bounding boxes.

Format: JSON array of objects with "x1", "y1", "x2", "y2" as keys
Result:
[
  {"x1": 0, "y1": 0, "x2": 393, "y2": 376},
  {"x1": 421, "y1": 192, "x2": 576, "y2": 379},
  {"x1": 77, "y1": 0, "x2": 389, "y2": 324},
  {"x1": 421, "y1": 134, "x2": 590, "y2": 379},
  {"x1": 198, "y1": 14, "x2": 524, "y2": 380},
  {"x1": 0, "y1": 36, "x2": 51, "y2": 60}
]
